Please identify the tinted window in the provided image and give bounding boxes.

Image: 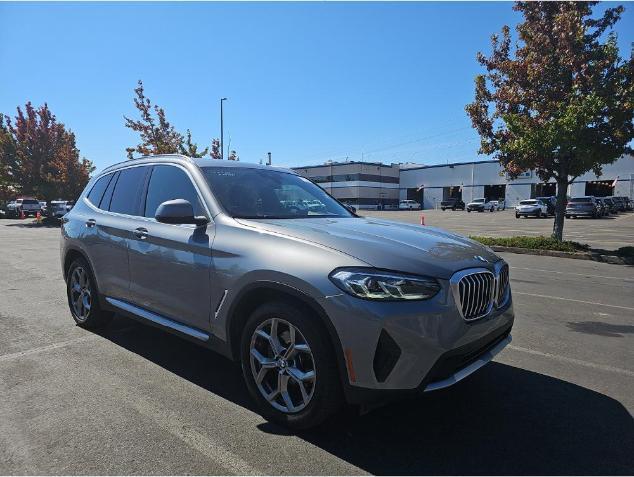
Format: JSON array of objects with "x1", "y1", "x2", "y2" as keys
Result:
[
  {"x1": 202, "y1": 167, "x2": 353, "y2": 219},
  {"x1": 99, "y1": 171, "x2": 119, "y2": 210},
  {"x1": 144, "y1": 165, "x2": 205, "y2": 218},
  {"x1": 87, "y1": 174, "x2": 113, "y2": 206},
  {"x1": 22, "y1": 199, "x2": 40, "y2": 205},
  {"x1": 109, "y1": 167, "x2": 147, "y2": 215},
  {"x1": 570, "y1": 197, "x2": 592, "y2": 203}
]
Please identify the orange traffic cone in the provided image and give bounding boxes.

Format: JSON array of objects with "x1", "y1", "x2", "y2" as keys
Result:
[
  {"x1": 420, "y1": 213, "x2": 425, "y2": 225},
  {"x1": 19, "y1": 209, "x2": 25, "y2": 220},
  {"x1": 36, "y1": 211, "x2": 42, "y2": 224}
]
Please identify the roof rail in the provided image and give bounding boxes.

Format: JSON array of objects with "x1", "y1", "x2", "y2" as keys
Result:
[{"x1": 100, "y1": 154, "x2": 193, "y2": 174}]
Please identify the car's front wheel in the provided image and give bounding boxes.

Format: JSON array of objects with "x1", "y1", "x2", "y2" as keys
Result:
[
  {"x1": 241, "y1": 301, "x2": 342, "y2": 429},
  {"x1": 66, "y1": 257, "x2": 112, "y2": 329}
]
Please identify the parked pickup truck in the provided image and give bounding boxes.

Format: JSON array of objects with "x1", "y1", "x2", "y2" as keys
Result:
[
  {"x1": 440, "y1": 198, "x2": 465, "y2": 211},
  {"x1": 6, "y1": 198, "x2": 42, "y2": 218}
]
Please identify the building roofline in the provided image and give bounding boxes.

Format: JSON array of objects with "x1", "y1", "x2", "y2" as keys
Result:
[
  {"x1": 401, "y1": 159, "x2": 499, "y2": 172},
  {"x1": 291, "y1": 161, "x2": 397, "y2": 170}
]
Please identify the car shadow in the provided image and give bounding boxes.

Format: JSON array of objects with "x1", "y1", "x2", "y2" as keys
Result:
[
  {"x1": 4, "y1": 221, "x2": 60, "y2": 228},
  {"x1": 96, "y1": 315, "x2": 634, "y2": 476},
  {"x1": 567, "y1": 321, "x2": 634, "y2": 338}
]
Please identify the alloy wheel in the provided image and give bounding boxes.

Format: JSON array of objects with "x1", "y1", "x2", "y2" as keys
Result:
[
  {"x1": 70, "y1": 266, "x2": 92, "y2": 322},
  {"x1": 249, "y1": 318, "x2": 316, "y2": 413}
]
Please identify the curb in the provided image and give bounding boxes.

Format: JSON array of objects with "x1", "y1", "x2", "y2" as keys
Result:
[{"x1": 489, "y1": 246, "x2": 633, "y2": 265}]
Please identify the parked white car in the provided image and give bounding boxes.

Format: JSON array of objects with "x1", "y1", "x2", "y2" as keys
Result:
[
  {"x1": 515, "y1": 199, "x2": 548, "y2": 218},
  {"x1": 466, "y1": 198, "x2": 495, "y2": 212},
  {"x1": 491, "y1": 199, "x2": 506, "y2": 211},
  {"x1": 399, "y1": 199, "x2": 420, "y2": 210}
]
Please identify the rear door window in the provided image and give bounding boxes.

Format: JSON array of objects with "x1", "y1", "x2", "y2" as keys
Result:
[
  {"x1": 109, "y1": 167, "x2": 148, "y2": 216},
  {"x1": 143, "y1": 165, "x2": 205, "y2": 218}
]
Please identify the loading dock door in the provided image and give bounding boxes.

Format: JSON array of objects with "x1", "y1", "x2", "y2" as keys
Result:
[
  {"x1": 535, "y1": 183, "x2": 557, "y2": 197},
  {"x1": 443, "y1": 186, "x2": 462, "y2": 200},
  {"x1": 585, "y1": 180, "x2": 614, "y2": 197},
  {"x1": 484, "y1": 184, "x2": 506, "y2": 201}
]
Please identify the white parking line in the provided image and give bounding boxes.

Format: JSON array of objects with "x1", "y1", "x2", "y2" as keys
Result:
[
  {"x1": 510, "y1": 266, "x2": 634, "y2": 282},
  {"x1": 513, "y1": 292, "x2": 634, "y2": 312},
  {"x1": 130, "y1": 397, "x2": 262, "y2": 475},
  {"x1": 0, "y1": 335, "x2": 97, "y2": 362},
  {"x1": 506, "y1": 345, "x2": 634, "y2": 378}
]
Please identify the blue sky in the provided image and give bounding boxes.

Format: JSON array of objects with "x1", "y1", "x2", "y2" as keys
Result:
[{"x1": 1, "y1": 2, "x2": 632, "y2": 173}]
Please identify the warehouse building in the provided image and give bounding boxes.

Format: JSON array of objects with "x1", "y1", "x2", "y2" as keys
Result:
[
  {"x1": 399, "y1": 154, "x2": 634, "y2": 209},
  {"x1": 292, "y1": 161, "x2": 400, "y2": 209},
  {"x1": 293, "y1": 155, "x2": 633, "y2": 210}
]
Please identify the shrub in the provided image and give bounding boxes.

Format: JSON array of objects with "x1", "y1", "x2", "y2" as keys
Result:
[{"x1": 470, "y1": 235, "x2": 589, "y2": 253}]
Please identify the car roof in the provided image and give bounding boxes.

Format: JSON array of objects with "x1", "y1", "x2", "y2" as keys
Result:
[{"x1": 100, "y1": 154, "x2": 296, "y2": 176}]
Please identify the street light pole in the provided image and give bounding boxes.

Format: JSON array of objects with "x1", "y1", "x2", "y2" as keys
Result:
[{"x1": 220, "y1": 97, "x2": 227, "y2": 159}]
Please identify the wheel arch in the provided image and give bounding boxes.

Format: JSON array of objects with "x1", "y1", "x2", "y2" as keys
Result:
[
  {"x1": 62, "y1": 247, "x2": 105, "y2": 305},
  {"x1": 225, "y1": 281, "x2": 349, "y2": 394}
]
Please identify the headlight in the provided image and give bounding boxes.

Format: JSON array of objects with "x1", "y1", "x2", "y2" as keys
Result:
[{"x1": 329, "y1": 268, "x2": 440, "y2": 301}]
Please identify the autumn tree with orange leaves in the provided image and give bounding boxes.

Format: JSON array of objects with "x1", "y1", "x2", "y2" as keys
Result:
[
  {"x1": 466, "y1": 2, "x2": 633, "y2": 241},
  {"x1": 0, "y1": 103, "x2": 93, "y2": 202},
  {"x1": 125, "y1": 80, "x2": 229, "y2": 160}
]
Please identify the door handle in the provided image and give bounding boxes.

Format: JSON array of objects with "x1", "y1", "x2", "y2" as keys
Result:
[
  {"x1": 85, "y1": 219, "x2": 96, "y2": 228},
  {"x1": 133, "y1": 227, "x2": 148, "y2": 240}
]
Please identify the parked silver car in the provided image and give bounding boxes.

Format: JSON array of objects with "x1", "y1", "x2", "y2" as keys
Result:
[{"x1": 60, "y1": 155, "x2": 514, "y2": 429}]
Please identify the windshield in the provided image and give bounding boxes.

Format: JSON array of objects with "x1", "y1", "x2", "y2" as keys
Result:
[
  {"x1": 472, "y1": 199, "x2": 485, "y2": 203},
  {"x1": 21, "y1": 199, "x2": 39, "y2": 205},
  {"x1": 570, "y1": 197, "x2": 592, "y2": 203},
  {"x1": 202, "y1": 167, "x2": 354, "y2": 219},
  {"x1": 519, "y1": 200, "x2": 537, "y2": 205}
]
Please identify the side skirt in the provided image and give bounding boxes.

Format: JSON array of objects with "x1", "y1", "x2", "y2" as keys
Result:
[{"x1": 105, "y1": 297, "x2": 210, "y2": 341}]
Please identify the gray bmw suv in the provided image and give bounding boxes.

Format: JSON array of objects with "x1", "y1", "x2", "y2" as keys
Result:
[{"x1": 61, "y1": 154, "x2": 513, "y2": 429}]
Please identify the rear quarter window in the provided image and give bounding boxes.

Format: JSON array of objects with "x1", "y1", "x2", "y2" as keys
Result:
[{"x1": 86, "y1": 174, "x2": 113, "y2": 207}]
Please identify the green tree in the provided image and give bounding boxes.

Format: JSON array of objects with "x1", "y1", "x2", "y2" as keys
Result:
[
  {"x1": 124, "y1": 80, "x2": 184, "y2": 159},
  {"x1": 466, "y1": 2, "x2": 633, "y2": 240},
  {"x1": 179, "y1": 129, "x2": 209, "y2": 158}
]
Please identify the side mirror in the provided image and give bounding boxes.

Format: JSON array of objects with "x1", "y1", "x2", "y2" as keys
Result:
[
  {"x1": 346, "y1": 205, "x2": 357, "y2": 214},
  {"x1": 155, "y1": 199, "x2": 209, "y2": 226}
]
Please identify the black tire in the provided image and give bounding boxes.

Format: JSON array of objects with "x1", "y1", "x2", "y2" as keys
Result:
[
  {"x1": 441, "y1": 208, "x2": 445, "y2": 211},
  {"x1": 467, "y1": 209, "x2": 471, "y2": 213},
  {"x1": 66, "y1": 257, "x2": 112, "y2": 329},
  {"x1": 515, "y1": 213, "x2": 520, "y2": 219},
  {"x1": 240, "y1": 300, "x2": 342, "y2": 430}
]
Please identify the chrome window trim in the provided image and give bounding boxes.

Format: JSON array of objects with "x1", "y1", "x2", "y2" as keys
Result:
[{"x1": 82, "y1": 162, "x2": 214, "y2": 227}]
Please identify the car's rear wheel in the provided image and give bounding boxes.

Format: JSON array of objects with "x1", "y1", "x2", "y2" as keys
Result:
[
  {"x1": 240, "y1": 301, "x2": 342, "y2": 430},
  {"x1": 515, "y1": 213, "x2": 520, "y2": 218},
  {"x1": 66, "y1": 257, "x2": 112, "y2": 329}
]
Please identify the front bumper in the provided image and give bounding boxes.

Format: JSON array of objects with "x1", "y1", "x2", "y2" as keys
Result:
[
  {"x1": 516, "y1": 208, "x2": 540, "y2": 215},
  {"x1": 467, "y1": 205, "x2": 485, "y2": 211},
  {"x1": 318, "y1": 275, "x2": 514, "y2": 404}
]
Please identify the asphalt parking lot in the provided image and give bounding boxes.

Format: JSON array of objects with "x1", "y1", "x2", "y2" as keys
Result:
[
  {"x1": 0, "y1": 218, "x2": 632, "y2": 475},
  {"x1": 363, "y1": 208, "x2": 634, "y2": 250}
]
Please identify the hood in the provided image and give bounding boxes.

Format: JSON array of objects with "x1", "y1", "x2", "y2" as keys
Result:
[{"x1": 235, "y1": 216, "x2": 500, "y2": 279}]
